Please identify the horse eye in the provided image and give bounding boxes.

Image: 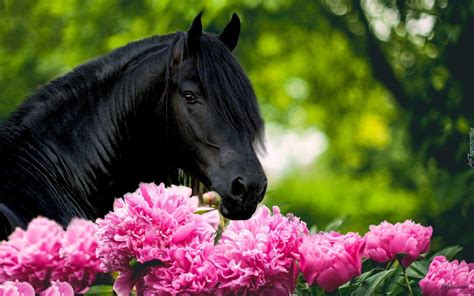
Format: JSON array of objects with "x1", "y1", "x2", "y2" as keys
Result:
[{"x1": 183, "y1": 93, "x2": 196, "y2": 104}]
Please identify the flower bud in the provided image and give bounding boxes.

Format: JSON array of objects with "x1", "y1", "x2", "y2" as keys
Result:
[{"x1": 202, "y1": 191, "x2": 222, "y2": 206}]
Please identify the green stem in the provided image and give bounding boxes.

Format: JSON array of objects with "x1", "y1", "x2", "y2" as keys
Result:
[{"x1": 403, "y1": 267, "x2": 414, "y2": 296}]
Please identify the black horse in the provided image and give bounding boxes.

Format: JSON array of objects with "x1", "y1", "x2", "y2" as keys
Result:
[{"x1": 0, "y1": 12, "x2": 267, "y2": 240}]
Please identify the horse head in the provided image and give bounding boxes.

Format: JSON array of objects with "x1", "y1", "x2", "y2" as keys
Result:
[{"x1": 163, "y1": 13, "x2": 267, "y2": 220}]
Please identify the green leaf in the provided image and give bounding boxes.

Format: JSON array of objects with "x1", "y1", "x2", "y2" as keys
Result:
[
  {"x1": 351, "y1": 269, "x2": 397, "y2": 296},
  {"x1": 384, "y1": 274, "x2": 406, "y2": 295},
  {"x1": 309, "y1": 225, "x2": 318, "y2": 234},
  {"x1": 429, "y1": 245, "x2": 463, "y2": 261},
  {"x1": 85, "y1": 285, "x2": 114, "y2": 295},
  {"x1": 214, "y1": 218, "x2": 229, "y2": 244},
  {"x1": 407, "y1": 261, "x2": 429, "y2": 279},
  {"x1": 129, "y1": 257, "x2": 139, "y2": 269},
  {"x1": 294, "y1": 274, "x2": 326, "y2": 296},
  {"x1": 338, "y1": 282, "x2": 359, "y2": 296},
  {"x1": 194, "y1": 208, "x2": 215, "y2": 215},
  {"x1": 324, "y1": 217, "x2": 345, "y2": 232},
  {"x1": 353, "y1": 269, "x2": 378, "y2": 284}
]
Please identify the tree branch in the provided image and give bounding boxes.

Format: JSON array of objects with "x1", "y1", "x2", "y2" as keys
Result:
[{"x1": 352, "y1": 1, "x2": 412, "y2": 110}]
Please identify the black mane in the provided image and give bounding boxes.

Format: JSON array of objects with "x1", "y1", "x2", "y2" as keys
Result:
[
  {"x1": 0, "y1": 30, "x2": 264, "y2": 238},
  {"x1": 197, "y1": 34, "x2": 264, "y2": 145}
]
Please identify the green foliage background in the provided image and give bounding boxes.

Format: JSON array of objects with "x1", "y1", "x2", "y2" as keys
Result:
[{"x1": 1, "y1": 0, "x2": 472, "y2": 259}]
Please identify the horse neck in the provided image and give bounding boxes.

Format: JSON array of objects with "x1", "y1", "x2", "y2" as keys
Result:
[
  {"x1": 1, "y1": 45, "x2": 173, "y2": 224},
  {"x1": 60, "y1": 51, "x2": 172, "y2": 214}
]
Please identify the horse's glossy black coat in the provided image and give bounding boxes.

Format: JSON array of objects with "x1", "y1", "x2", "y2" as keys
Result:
[{"x1": 0, "y1": 13, "x2": 267, "y2": 240}]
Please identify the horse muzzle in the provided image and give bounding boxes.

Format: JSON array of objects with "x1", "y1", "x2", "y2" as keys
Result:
[{"x1": 218, "y1": 176, "x2": 267, "y2": 220}]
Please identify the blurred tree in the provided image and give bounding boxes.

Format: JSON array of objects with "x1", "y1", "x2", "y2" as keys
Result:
[{"x1": 316, "y1": 0, "x2": 474, "y2": 259}]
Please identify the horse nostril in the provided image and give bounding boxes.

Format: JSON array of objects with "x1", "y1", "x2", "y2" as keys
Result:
[
  {"x1": 257, "y1": 179, "x2": 267, "y2": 203},
  {"x1": 231, "y1": 177, "x2": 247, "y2": 199}
]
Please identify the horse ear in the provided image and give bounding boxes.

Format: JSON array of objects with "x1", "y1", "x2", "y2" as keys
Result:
[
  {"x1": 187, "y1": 11, "x2": 203, "y2": 55},
  {"x1": 219, "y1": 13, "x2": 240, "y2": 51}
]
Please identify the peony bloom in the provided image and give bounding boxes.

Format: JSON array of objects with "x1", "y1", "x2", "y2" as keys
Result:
[
  {"x1": 39, "y1": 281, "x2": 74, "y2": 296},
  {"x1": 96, "y1": 183, "x2": 218, "y2": 295},
  {"x1": 213, "y1": 206, "x2": 308, "y2": 295},
  {"x1": 364, "y1": 220, "x2": 432, "y2": 267},
  {"x1": 299, "y1": 231, "x2": 365, "y2": 292},
  {"x1": 0, "y1": 217, "x2": 64, "y2": 292},
  {"x1": 188, "y1": 194, "x2": 221, "y2": 232},
  {"x1": 140, "y1": 240, "x2": 218, "y2": 295},
  {"x1": 0, "y1": 281, "x2": 35, "y2": 296},
  {"x1": 420, "y1": 256, "x2": 474, "y2": 296},
  {"x1": 52, "y1": 219, "x2": 102, "y2": 293}
]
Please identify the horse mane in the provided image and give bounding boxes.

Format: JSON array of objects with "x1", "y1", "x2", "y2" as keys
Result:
[
  {"x1": 0, "y1": 29, "x2": 264, "y2": 237},
  {"x1": 2, "y1": 33, "x2": 176, "y2": 130},
  {"x1": 197, "y1": 34, "x2": 264, "y2": 148}
]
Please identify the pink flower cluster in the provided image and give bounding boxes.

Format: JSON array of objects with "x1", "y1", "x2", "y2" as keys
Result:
[
  {"x1": 299, "y1": 231, "x2": 365, "y2": 292},
  {"x1": 96, "y1": 183, "x2": 309, "y2": 295},
  {"x1": 419, "y1": 256, "x2": 474, "y2": 296},
  {"x1": 3, "y1": 181, "x2": 461, "y2": 295},
  {"x1": 0, "y1": 281, "x2": 35, "y2": 296},
  {"x1": 213, "y1": 206, "x2": 308, "y2": 295},
  {"x1": 141, "y1": 240, "x2": 218, "y2": 295},
  {"x1": 0, "y1": 217, "x2": 101, "y2": 293},
  {"x1": 364, "y1": 220, "x2": 433, "y2": 267},
  {"x1": 0, "y1": 280, "x2": 74, "y2": 296},
  {"x1": 95, "y1": 183, "x2": 441, "y2": 294},
  {"x1": 54, "y1": 219, "x2": 102, "y2": 292},
  {"x1": 96, "y1": 183, "x2": 220, "y2": 295},
  {"x1": 40, "y1": 281, "x2": 74, "y2": 296},
  {"x1": 296, "y1": 220, "x2": 433, "y2": 292}
]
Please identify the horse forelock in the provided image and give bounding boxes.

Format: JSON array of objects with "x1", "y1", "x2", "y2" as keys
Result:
[
  {"x1": 115, "y1": 31, "x2": 265, "y2": 151},
  {"x1": 195, "y1": 34, "x2": 265, "y2": 150}
]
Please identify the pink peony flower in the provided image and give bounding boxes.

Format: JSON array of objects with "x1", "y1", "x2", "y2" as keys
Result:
[
  {"x1": 299, "y1": 231, "x2": 365, "y2": 292},
  {"x1": 52, "y1": 218, "x2": 102, "y2": 293},
  {"x1": 39, "y1": 281, "x2": 74, "y2": 296},
  {"x1": 0, "y1": 281, "x2": 35, "y2": 296},
  {"x1": 0, "y1": 217, "x2": 64, "y2": 291},
  {"x1": 213, "y1": 206, "x2": 308, "y2": 295},
  {"x1": 96, "y1": 183, "x2": 218, "y2": 295},
  {"x1": 139, "y1": 240, "x2": 218, "y2": 295},
  {"x1": 1, "y1": 217, "x2": 102, "y2": 293},
  {"x1": 189, "y1": 195, "x2": 221, "y2": 232},
  {"x1": 364, "y1": 220, "x2": 432, "y2": 267},
  {"x1": 420, "y1": 256, "x2": 474, "y2": 296}
]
